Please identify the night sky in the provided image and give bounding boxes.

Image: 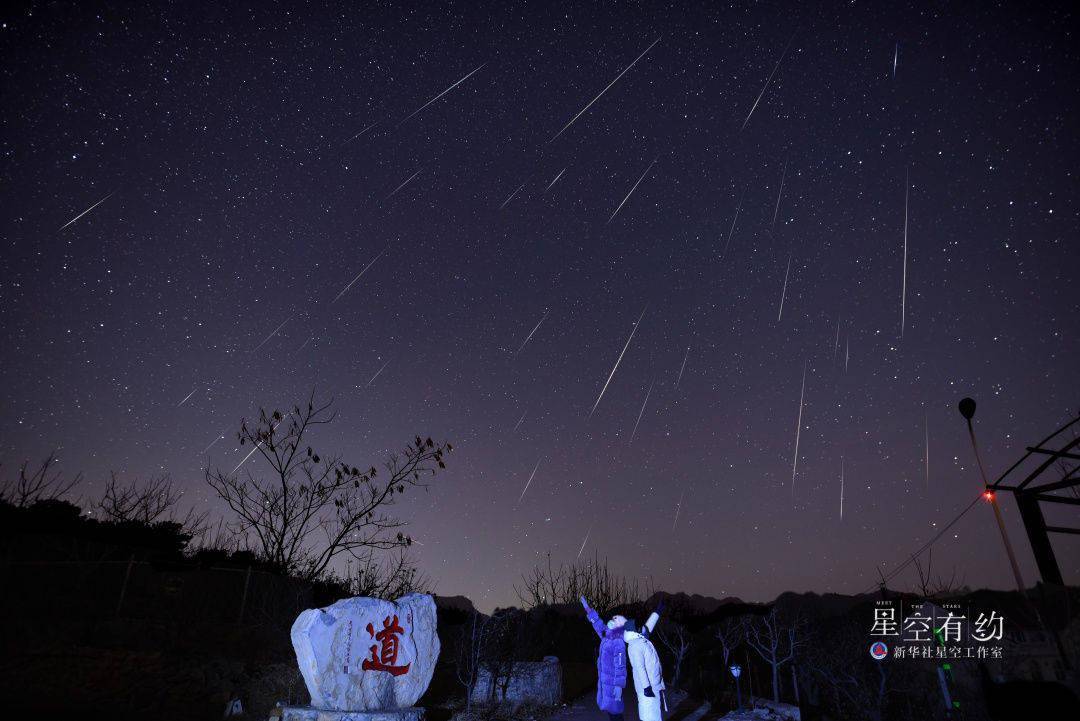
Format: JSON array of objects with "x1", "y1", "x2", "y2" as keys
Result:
[{"x1": 2, "y1": 1, "x2": 1077, "y2": 611}]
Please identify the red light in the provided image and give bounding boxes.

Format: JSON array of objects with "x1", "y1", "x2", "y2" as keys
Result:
[{"x1": 983, "y1": 490, "x2": 995, "y2": 502}]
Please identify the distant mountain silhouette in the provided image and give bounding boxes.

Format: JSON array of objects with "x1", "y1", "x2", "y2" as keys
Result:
[
  {"x1": 434, "y1": 594, "x2": 477, "y2": 614},
  {"x1": 772, "y1": 590, "x2": 879, "y2": 619},
  {"x1": 647, "y1": 590, "x2": 745, "y2": 615}
]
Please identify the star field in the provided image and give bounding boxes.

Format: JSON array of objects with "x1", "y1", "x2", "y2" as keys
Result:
[{"x1": 1, "y1": 1, "x2": 1077, "y2": 609}]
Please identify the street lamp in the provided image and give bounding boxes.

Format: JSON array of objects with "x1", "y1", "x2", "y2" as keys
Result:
[
  {"x1": 958, "y1": 397, "x2": 1025, "y2": 593},
  {"x1": 729, "y1": 664, "x2": 742, "y2": 710}
]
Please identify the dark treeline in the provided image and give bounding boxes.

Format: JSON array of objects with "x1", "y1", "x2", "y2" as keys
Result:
[{"x1": 2, "y1": 396, "x2": 1078, "y2": 720}]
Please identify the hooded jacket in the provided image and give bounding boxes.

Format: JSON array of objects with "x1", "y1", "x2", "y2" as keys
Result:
[
  {"x1": 584, "y1": 605, "x2": 627, "y2": 714},
  {"x1": 625, "y1": 628, "x2": 665, "y2": 721}
]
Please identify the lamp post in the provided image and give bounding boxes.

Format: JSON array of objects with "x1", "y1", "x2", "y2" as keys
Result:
[
  {"x1": 958, "y1": 397, "x2": 1025, "y2": 593},
  {"x1": 729, "y1": 664, "x2": 742, "y2": 710}
]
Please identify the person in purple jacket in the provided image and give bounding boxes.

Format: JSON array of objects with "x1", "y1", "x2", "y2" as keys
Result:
[{"x1": 580, "y1": 596, "x2": 629, "y2": 721}]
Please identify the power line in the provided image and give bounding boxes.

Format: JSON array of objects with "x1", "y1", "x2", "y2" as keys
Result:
[{"x1": 862, "y1": 491, "x2": 985, "y2": 595}]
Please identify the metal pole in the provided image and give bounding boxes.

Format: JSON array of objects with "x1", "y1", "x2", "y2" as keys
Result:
[
  {"x1": 1015, "y1": 492, "x2": 1065, "y2": 585},
  {"x1": 985, "y1": 494, "x2": 1026, "y2": 592},
  {"x1": 238, "y1": 565, "x2": 252, "y2": 623},
  {"x1": 116, "y1": 553, "x2": 134, "y2": 617},
  {"x1": 936, "y1": 667, "x2": 953, "y2": 713},
  {"x1": 745, "y1": 650, "x2": 753, "y2": 705},
  {"x1": 958, "y1": 399, "x2": 1025, "y2": 593}
]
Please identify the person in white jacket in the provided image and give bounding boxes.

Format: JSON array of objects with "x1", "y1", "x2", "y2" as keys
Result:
[{"x1": 624, "y1": 609, "x2": 666, "y2": 721}]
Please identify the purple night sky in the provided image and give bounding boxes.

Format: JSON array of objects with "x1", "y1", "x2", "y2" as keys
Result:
[{"x1": 2, "y1": 1, "x2": 1077, "y2": 610}]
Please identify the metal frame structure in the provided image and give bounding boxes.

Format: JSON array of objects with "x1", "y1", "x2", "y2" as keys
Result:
[{"x1": 989, "y1": 413, "x2": 1080, "y2": 586}]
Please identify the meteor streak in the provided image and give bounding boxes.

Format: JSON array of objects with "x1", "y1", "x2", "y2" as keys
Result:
[
  {"x1": 231, "y1": 441, "x2": 262, "y2": 476},
  {"x1": 341, "y1": 123, "x2": 377, "y2": 146},
  {"x1": 545, "y1": 168, "x2": 567, "y2": 192},
  {"x1": 518, "y1": 458, "x2": 542, "y2": 502},
  {"x1": 791, "y1": 361, "x2": 807, "y2": 500},
  {"x1": 387, "y1": 169, "x2": 422, "y2": 199},
  {"x1": 672, "y1": 486, "x2": 686, "y2": 531},
  {"x1": 367, "y1": 359, "x2": 391, "y2": 386},
  {"x1": 200, "y1": 432, "x2": 227, "y2": 457},
  {"x1": 833, "y1": 314, "x2": 841, "y2": 359},
  {"x1": 924, "y1": 412, "x2": 930, "y2": 489},
  {"x1": 720, "y1": 189, "x2": 745, "y2": 259},
  {"x1": 741, "y1": 32, "x2": 795, "y2": 131},
  {"x1": 500, "y1": 182, "x2": 527, "y2": 210},
  {"x1": 401, "y1": 65, "x2": 485, "y2": 124},
  {"x1": 549, "y1": 38, "x2": 661, "y2": 143},
  {"x1": 59, "y1": 192, "x2": 113, "y2": 231},
  {"x1": 177, "y1": 388, "x2": 198, "y2": 407},
  {"x1": 608, "y1": 156, "x2": 658, "y2": 224},
  {"x1": 587, "y1": 306, "x2": 647, "y2": 419},
  {"x1": 675, "y1": 345, "x2": 690, "y2": 390},
  {"x1": 840, "y1": 456, "x2": 845, "y2": 519},
  {"x1": 230, "y1": 413, "x2": 291, "y2": 475},
  {"x1": 629, "y1": 379, "x2": 655, "y2": 443},
  {"x1": 777, "y1": 252, "x2": 793, "y2": 321},
  {"x1": 901, "y1": 168, "x2": 909, "y2": 337},
  {"x1": 333, "y1": 248, "x2": 386, "y2": 303},
  {"x1": 253, "y1": 313, "x2": 295, "y2": 351},
  {"x1": 577, "y1": 525, "x2": 592, "y2": 559},
  {"x1": 516, "y1": 310, "x2": 549, "y2": 356},
  {"x1": 772, "y1": 160, "x2": 788, "y2": 227}
]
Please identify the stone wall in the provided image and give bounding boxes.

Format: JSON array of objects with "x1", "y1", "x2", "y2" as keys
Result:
[{"x1": 469, "y1": 656, "x2": 562, "y2": 707}]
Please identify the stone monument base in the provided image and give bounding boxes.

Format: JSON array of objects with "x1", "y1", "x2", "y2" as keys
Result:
[{"x1": 281, "y1": 707, "x2": 425, "y2": 721}]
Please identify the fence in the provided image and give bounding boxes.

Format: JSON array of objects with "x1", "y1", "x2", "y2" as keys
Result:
[{"x1": 1, "y1": 552, "x2": 314, "y2": 629}]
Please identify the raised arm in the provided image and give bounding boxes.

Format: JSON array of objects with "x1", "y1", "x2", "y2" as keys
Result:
[
  {"x1": 581, "y1": 596, "x2": 606, "y2": 638},
  {"x1": 642, "y1": 598, "x2": 664, "y2": 639}
]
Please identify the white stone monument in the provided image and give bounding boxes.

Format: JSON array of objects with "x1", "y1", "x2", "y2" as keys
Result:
[{"x1": 283, "y1": 594, "x2": 440, "y2": 721}]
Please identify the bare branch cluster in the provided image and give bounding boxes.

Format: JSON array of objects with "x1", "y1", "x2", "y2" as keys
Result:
[
  {"x1": 95, "y1": 473, "x2": 208, "y2": 536},
  {"x1": 456, "y1": 608, "x2": 533, "y2": 710},
  {"x1": 0, "y1": 453, "x2": 81, "y2": 507},
  {"x1": 347, "y1": 551, "x2": 432, "y2": 600},
  {"x1": 716, "y1": 616, "x2": 742, "y2": 667},
  {"x1": 656, "y1": 621, "x2": 691, "y2": 689},
  {"x1": 205, "y1": 393, "x2": 451, "y2": 582},
  {"x1": 743, "y1": 607, "x2": 807, "y2": 704},
  {"x1": 97, "y1": 473, "x2": 178, "y2": 523},
  {"x1": 799, "y1": 620, "x2": 908, "y2": 720},
  {"x1": 456, "y1": 610, "x2": 513, "y2": 712},
  {"x1": 515, "y1": 551, "x2": 651, "y2": 614},
  {"x1": 911, "y1": 549, "x2": 964, "y2": 599}
]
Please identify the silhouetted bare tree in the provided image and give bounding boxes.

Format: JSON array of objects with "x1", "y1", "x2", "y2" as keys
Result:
[
  {"x1": 911, "y1": 548, "x2": 965, "y2": 599},
  {"x1": 715, "y1": 616, "x2": 743, "y2": 703},
  {"x1": 96, "y1": 472, "x2": 208, "y2": 536},
  {"x1": 801, "y1": 619, "x2": 905, "y2": 721},
  {"x1": 743, "y1": 607, "x2": 807, "y2": 704},
  {"x1": 656, "y1": 621, "x2": 691, "y2": 689},
  {"x1": 456, "y1": 610, "x2": 484, "y2": 713},
  {"x1": 348, "y1": 550, "x2": 431, "y2": 600},
  {"x1": 206, "y1": 393, "x2": 451, "y2": 581},
  {"x1": 0, "y1": 453, "x2": 80, "y2": 507},
  {"x1": 716, "y1": 616, "x2": 742, "y2": 668},
  {"x1": 455, "y1": 608, "x2": 533, "y2": 712},
  {"x1": 97, "y1": 473, "x2": 177, "y2": 522},
  {"x1": 515, "y1": 551, "x2": 651, "y2": 614}
]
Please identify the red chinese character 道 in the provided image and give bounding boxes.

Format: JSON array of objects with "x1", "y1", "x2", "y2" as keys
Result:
[{"x1": 362, "y1": 614, "x2": 411, "y2": 676}]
